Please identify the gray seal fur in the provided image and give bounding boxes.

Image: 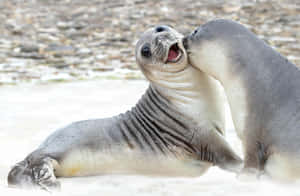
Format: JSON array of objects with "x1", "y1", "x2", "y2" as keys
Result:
[
  {"x1": 7, "y1": 25, "x2": 241, "y2": 191},
  {"x1": 184, "y1": 19, "x2": 300, "y2": 181}
]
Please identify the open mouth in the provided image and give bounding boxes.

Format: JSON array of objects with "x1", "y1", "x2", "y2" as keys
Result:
[{"x1": 166, "y1": 43, "x2": 183, "y2": 63}]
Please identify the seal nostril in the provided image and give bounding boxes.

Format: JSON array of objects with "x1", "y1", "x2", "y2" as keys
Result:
[
  {"x1": 192, "y1": 29, "x2": 198, "y2": 36},
  {"x1": 155, "y1": 26, "x2": 166, "y2": 33}
]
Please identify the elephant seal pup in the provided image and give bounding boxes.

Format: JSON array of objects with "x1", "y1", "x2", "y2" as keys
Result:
[
  {"x1": 8, "y1": 25, "x2": 241, "y2": 191},
  {"x1": 184, "y1": 19, "x2": 300, "y2": 181}
]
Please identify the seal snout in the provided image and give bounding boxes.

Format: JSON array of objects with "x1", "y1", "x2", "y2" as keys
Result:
[{"x1": 153, "y1": 32, "x2": 176, "y2": 63}]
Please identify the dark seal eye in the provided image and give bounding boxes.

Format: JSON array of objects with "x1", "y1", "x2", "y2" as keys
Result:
[{"x1": 141, "y1": 44, "x2": 151, "y2": 58}]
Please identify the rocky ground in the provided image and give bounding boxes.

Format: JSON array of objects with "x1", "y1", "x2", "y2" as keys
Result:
[{"x1": 0, "y1": 0, "x2": 299, "y2": 85}]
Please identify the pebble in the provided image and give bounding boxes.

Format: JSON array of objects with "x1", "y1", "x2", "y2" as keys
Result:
[
  {"x1": 77, "y1": 48, "x2": 92, "y2": 56},
  {"x1": 19, "y1": 43, "x2": 39, "y2": 53},
  {"x1": 6, "y1": 59, "x2": 27, "y2": 68},
  {"x1": 45, "y1": 44, "x2": 76, "y2": 57},
  {"x1": 10, "y1": 52, "x2": 45, "y2": 60},
  {"x1": 57, "y1": 21, "x2": 73, "y2": 30}
]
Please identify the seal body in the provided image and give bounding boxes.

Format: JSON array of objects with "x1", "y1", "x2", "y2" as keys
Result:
[
  {"x1": 8, "y1": 25, "x2": 241, "y2": 191},
  {"x1": 184, "y1": 19, "x2": 300, "y2": 181}
]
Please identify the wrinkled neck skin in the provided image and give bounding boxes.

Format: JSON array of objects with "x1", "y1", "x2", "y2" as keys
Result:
[{"x1": 145, "y1": 65, "x2": 226, "y2": 134}]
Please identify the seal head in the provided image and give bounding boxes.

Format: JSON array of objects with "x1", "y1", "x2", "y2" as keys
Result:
[{"x1": 136, "y1": 25, "x2": 188, "y2": 79}]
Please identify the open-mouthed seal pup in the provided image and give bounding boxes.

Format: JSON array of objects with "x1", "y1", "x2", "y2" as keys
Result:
[
  {"x1": 8, "y1": 25, "x2": 241, "y2": 191},
  {"x1": 184, "y1": 19, "x2": 300, "y2": 181}
]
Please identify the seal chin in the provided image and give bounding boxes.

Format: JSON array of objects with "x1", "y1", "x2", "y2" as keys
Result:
[{"x1": 165, "y1": 42, "x2": 183, "y2": 64}]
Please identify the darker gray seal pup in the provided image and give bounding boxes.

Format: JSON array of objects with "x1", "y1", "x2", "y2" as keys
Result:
[{"x1": 184, "y1": 19, "x2": 300, "y2": 181}]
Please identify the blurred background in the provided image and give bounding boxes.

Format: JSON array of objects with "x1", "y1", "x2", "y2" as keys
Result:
[{"x1": 0, "y1": 0, "x2": 299, "y2": 85}]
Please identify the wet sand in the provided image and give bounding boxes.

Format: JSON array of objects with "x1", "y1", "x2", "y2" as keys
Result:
[{"x1": 1, "y1": 79, "x2": 300, "y2": 195}]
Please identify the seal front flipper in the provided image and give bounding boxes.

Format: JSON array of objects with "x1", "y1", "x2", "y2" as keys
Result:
[
  {"x1": 191, "y1": 126, "x2": 243, "y2": 173},
  {"x1": 7, "y1": 152, "x2": 60, "y2": 192},
  {"x1": 237, "y1": 141, "x2": 269, "y2": 180}
]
